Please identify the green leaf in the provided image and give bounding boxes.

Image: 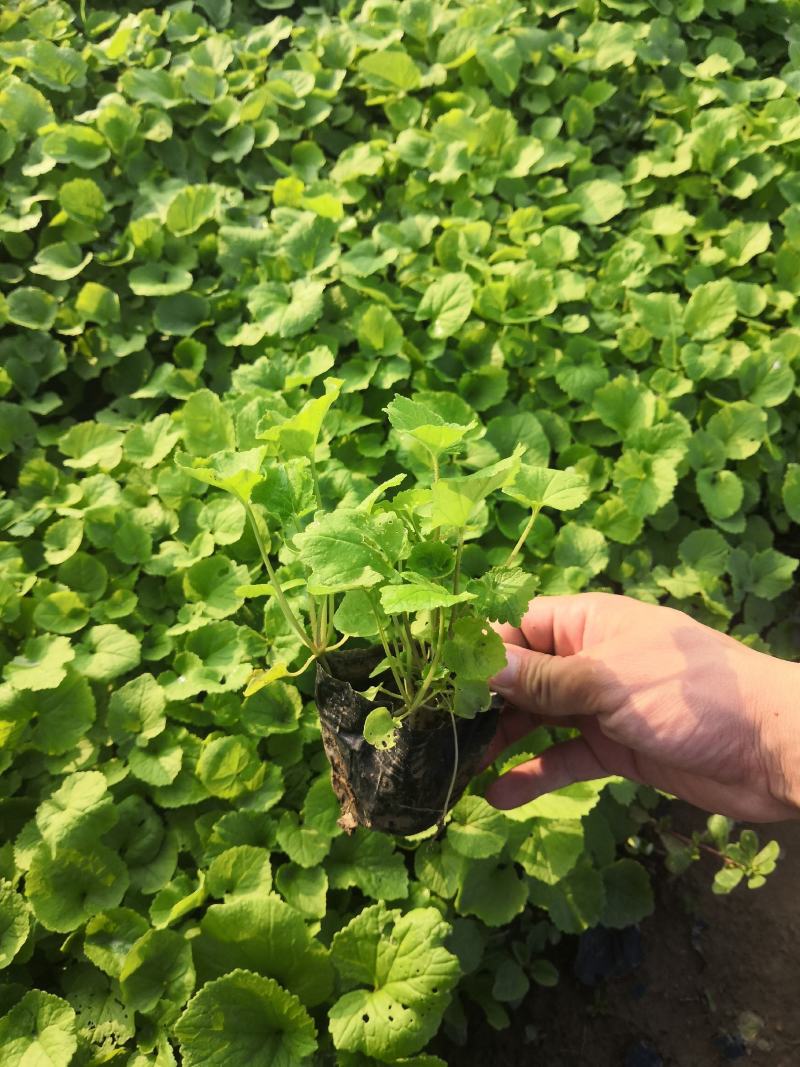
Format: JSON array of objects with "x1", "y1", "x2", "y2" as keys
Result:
[
  {"x1": 194, "y1": 894, "x2": 334, "y2": 1007},
  {"x1": 783, "y1": 464, "x2": 800, "y2": 524},
  {"x1": 108, "y1": 674, "x2": 166, "y2": 745},
  {"x1": 593, "y1": 377, "x2": 656, "y2": 438},
  {"x1": 678, "y1": 529, "x2": 730, "y2": 575},
  {"x1": 685, "y1": 279, "x2": 738, "y2": 340},
  {"x1": 59, "y1": 421, "x2": 123, "y2": 470},
  {"x1": 469, "y1": 566, "x2": 538, "y2": 626},
  {"x1": 416, "y1": 273, "x2": 474, "y2": 339},
  {"x1": 503, "y1": 466, "x2": 589, "y2": 512},
  {"x1": 358, "y1": 51, "x2": 422, "y2": 92},
  {"x1": 42, "y1": 123, "x2": 110, "y2": 168},
  {"x1": 329, "y1": 904, "x2": 459, "y2": 1060},
  {"x1": 504, "y1": 781, "x2": 607, "y2": 823},
  {"x1": 706, "y1": 401, "x2": 767, "y2": 460},
  {"x1": 476, "y1": 36, "x2": 522, "y2": 96},
  {"x1": 275, "y1": 864, "x2": 327, "y2": 920},
  {"x1": 333, "y1": 589, "x2": 381, "y2": 637},
  {"x1": 447, "y1": 796, "x2": 508, "y2": 858},
  {"x1": 276, "y1": 812, "x2": 332, "y2": 869},
  {"x1": 492, "y1": 957, "x2": 530, "y2": 1001},
  {"x1": 35, "y1": 771, "x2": 115, "y2": 851},
  {"x1": 380, "y1": 579, "x2": 474, "y2": 614},
  {"x1": 600, "y1": 859, "x2": 654, "y2": 928},
  {"x1": 180, "y1": 390, "x2": 236, "y2": 457},
  {"x1": 533, "y1": 861, "x2": 605, "y2": 934},
  {"x1": 4, "y1": 635, "x2": 75, "y2": 692},
  {"x1": 84, "y1": 909, "x2": 150, "y2": 979},
  {"x1": 0, "y1": 991, "x2": 77, "y2": 1067},
  {"x1": 129, "y1": 263, "x2": 193, "y2": 296},
  {"x1": 513, "y1": 821, "x2": 585, "y2": 883},
  {"x1": 443, "y1": 617, "x2": 506, "y2": 682},
  {"x1": 456, "y1": 859, "x2": 527, "y2": 927},
  {"x1": 153, "y1": 292, "x2": 210, "y2": 336},
  {"x1": 429, "y1": 451, "x2": 523, "y2": 529},
  {"x1": 30, "y1": 241, "x2": 93, "y2": 281},
  {"x1": 729, "y1": 548, "x2": 798, "y2": 600},
  {"x1": 124, "y1": 414, "x2": 181, "y2": 469},
  {"x1": 166, "y1": 185, "x2": 220, "y2": 236},
  {"x1": 572, "y1": 179, "x2": 626, "y2": 225},
  {"x1": 25, "y1": 669, "x2": 96, "y2": 754},
  {"x1": 258, "y1": 378, "x2": 341, "y2": 460},
  {"x1": 74, "y1": 624, "x2": 141, "y2": 682},
  {"x1": 120, "y1": 928, "x2": 195, "y2": 1013},
  {"x1": 26, "y1": 843, "x2": 129, "y2": 932},
  {"x1": 176, "y1": 970, "x2": 318, "y2": 1067},
  {"x1": 696, "y1": 469, "x2": 743, "y2": 520},
  {"x1": 0, "y1": 881, "x2": 30, "y2": 969},
  {"x1": 207, "y1": 847, "x2": 273, "y2": 900},
  {"x1": 327, "y1": 831, "x2": 409, "y2": 901},
  {"x1": 6, "y1": 287, "x2": 57, "y2": 330},
  {"x1": 293, "y1": 510, "x2": 406, "y2": 595},
  {"x1": 58, "y1": 177, "x2": 107, "y2": 225},
  {"x1": 363, "y1": 706, "x2": 401, "y2": 750},
  {"x1": 33, "y1": 590, "x2": 89, "y2": 634},
  {"x1": 196, "y1": 734, "x2": 264, "y2": 799},
  {"x1": 554, "y1": 523, "x2": 609, "y2": 577},
  {"x1": 184, "y1": 555, "x2": 249, "y2": 618},
  {"x1": 385, "y1": 395, "x2": 471, "y2": 457}
]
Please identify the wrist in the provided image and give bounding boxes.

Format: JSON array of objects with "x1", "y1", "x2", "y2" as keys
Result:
[{"x1": 760, "y1": 657, "x2": 800, "y2": 817}]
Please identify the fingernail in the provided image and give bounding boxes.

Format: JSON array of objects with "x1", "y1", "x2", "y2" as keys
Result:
[{"x1": 490, "y1": 646, "x2": 519, "y2": 693}]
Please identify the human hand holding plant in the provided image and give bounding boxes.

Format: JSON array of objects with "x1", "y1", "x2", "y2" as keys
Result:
[{"x1": 486, "y1": 593, "x2": 800, "y2": 822}]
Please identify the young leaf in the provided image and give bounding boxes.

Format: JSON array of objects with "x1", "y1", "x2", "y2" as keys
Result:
[
  {"x1": 380, "y1": 579, "x2": 475, "y2": 615},
  {"x1": 442, "y1": 618, "x2": 507, "y2": 682},
  {"x1": 503, "y1": 465, "x2": 590, "y2": 512},
  {"x1": 257, "y1": 378, "x2": 342, "y2": 459},
  {"x1": 429, "y1": 449, "x2": 524, "y2": 529},
  {"x1": 363, "y1": 706, "x2": 401, "y2": 750},
  {"x1": 292, "y1": 510, "x2": 406, "y2": 594},
  {"x1": 470, "y1": 566, "x2": 539, "y2": 625}
]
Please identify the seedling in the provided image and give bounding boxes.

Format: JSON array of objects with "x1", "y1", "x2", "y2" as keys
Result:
[{"x1": 178, "y1": 380, "x2": 589, "y2": 833}]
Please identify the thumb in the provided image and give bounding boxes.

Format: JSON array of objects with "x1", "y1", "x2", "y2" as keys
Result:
[{"x1": 489, "y1": 643, "x2": 601, "y2": 719}]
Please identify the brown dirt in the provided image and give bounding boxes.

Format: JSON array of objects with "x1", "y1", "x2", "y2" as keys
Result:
[{"x1": 438, "y1": 806, "x2": 800, "y2": 1066}]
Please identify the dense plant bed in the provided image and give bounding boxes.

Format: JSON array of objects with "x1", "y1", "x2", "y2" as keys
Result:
[{"x1": 0, "y1": 0, "x2": 797, "y2": 1063}]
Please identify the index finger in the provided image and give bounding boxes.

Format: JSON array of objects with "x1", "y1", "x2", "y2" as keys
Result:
[{"x1": 518, "y1": 593, "x2": 624, "y2": 656}]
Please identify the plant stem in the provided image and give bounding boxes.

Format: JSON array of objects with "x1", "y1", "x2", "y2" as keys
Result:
[
  {"x1": 401, "y1": 615, "x2": 420, "y2": 672},
  {"x1": 310, "y1": 455, "x2": 323, "y2": 508},
  {"x1": 367, "y1": 594, "x2": 409, "y2": 700},
  {"x1": 452, "y1": 534, "x2": 464, "y2": 596},
  {"x1": 437, "y1": 708, "x2": 459, "y2": 833},
  {"x1": 506, "y1": 505, "x2": 541, "y2": 566},
  {"x1": 244, "y1": 503, "x2": 314, "y2": 652},
  {"x1": 664, "y1": 829, "x2": 745, "y2": 869},
  {"x1": 408, "y1": 607, "x2": 446, "y2": 714}
]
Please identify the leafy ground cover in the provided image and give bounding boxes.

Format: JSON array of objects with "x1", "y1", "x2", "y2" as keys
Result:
[{"x1": 0, "y1": 0, "x2": 798, "y2": 1063}]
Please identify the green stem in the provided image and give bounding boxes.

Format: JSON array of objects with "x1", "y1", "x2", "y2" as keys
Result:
[
  {"x1": 401, "y1": 615, "x2": 420, "y2": 672},
  {"x1": 367, "y1": 595, "x2": 409, "y2": 700},
  {"x1": 452, "y1": 535, "x2": 465, "y2": 596},
  {"x1": 244, "y1": 504, "x2": 314, "y2": 652},
  {"x1": 408, "y1": 607, "x2": 446, "y2": 714},
  {"x1": 310, "y1": 456, "x2": 324, "y2": 509},
  {"x1": 506, "y1": 505, "x2": 541, "y2": 566},
  {"x1": 437, "y1": 708, "x2": 460, "y2": 832}
]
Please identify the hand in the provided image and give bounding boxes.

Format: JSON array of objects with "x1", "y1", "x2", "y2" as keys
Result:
[{"x1": 485, "y1": 593, "x2": 800, "y2": 822}]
